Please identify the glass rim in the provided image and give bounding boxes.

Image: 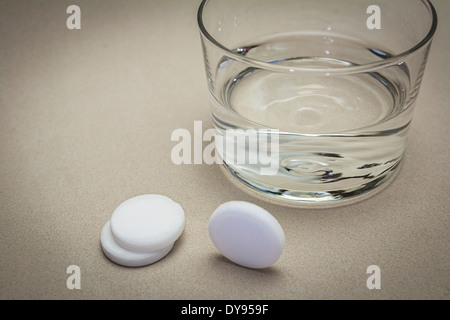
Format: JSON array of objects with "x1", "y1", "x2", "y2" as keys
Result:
[{"x1": 197, "y1": 0, "x2": 438, "y2": 75}]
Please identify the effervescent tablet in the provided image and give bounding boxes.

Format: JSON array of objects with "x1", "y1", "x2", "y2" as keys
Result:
[
  {"x1": 101, "y1": 220, "x2": 174, "y2": 267},
  {"x1": 110, "y1": 194, "x2": 185, "y2": 253},
  {"x1": 208, "y1": 201, "x2": 285, "y2": 269}
]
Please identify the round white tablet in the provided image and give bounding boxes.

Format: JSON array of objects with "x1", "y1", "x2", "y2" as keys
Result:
[
  {"x1": 110, "y1": 194, "x2": 185, "y2": 253},
  {"x1": 208, "y1": 201, "x2": 285, "y2": 269},
  {"x1": 101, "y1": 220, "x2": 174, "y2": 267}
]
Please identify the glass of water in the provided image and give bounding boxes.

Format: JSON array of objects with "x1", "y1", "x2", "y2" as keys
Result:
[{"x1": 197, "y1": 0, "x2": 437, "y2": 207}]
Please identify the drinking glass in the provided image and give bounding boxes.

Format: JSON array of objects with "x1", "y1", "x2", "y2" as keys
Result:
[{"x1": 197, "y1": 0, "x2": 437, "y2": 207}]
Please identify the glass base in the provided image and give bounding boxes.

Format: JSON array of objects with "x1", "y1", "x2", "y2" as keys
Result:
[{"x1": 219, "y1": 160, "x2": 401, "y2": 209}]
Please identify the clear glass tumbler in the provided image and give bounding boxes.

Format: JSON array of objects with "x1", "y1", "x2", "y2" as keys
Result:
[{"x1": 197, "y1": 0, "x2": 437, "y2": 207}]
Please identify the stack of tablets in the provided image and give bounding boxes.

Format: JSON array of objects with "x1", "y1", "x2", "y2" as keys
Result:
[
  {"x1": 101, "y1": 195, "x2": 285, "y2": 269},
  {"x1": 100, "y1": 194, "x2": 185, "y2": 267}
]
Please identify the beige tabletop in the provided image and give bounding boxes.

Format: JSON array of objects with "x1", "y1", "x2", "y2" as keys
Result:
[{"x1": 0, "y1": 0, "x2": 448, "y2": 300}]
